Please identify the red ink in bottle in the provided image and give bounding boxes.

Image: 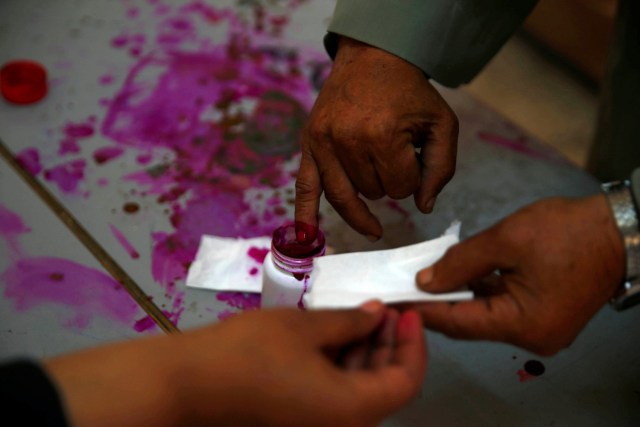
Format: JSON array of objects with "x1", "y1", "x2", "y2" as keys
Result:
[{"x1": 261, "y1": 223, "x2": 325, "y2": 308}]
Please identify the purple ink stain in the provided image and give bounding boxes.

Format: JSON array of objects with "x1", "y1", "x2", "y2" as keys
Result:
[
  {"x1": 64, "y1": 121, "x2": 95, "y2": 138},
  {"x1": 93, "y1": 146, "x2": 124, "y2": 164},
  {"x1": 386, "y1": 200, "x2": 412, "y2": 223},
  {"x1": 136, "y1": 152, "x2": 152, "y2": 165},
  {"x1": 99, "y1": 74, "x2": 115, "y2": 86},
  {"x1": 127, "y1": 7, "x2": 141, "y2": 19},
  {"x1": 477, "y1": 131, "x2": 567, "y2": 164},
  {"x1": 133, "y1": 315, "x2": 156, "y2": 332},
  {"x1": 109, "y1": 224, "x2": 140, "y2": 259},
  {"x1": 58, "y1": 138, "x2": 81, "y2": 155},
  {"x1": 2, "y1": 257, "x2": 142, "y2": 329},
  {"x1": 44, "y1": 159, "x2": 86, "y2": 194},
  {"x1": 111, "y1": 34, "x2": 129, "y2": 48},
  {"x1": 217, "y1": 309, "x2": 236, "y2": 321},
  {"x1": 247, "y1": 246, "x2": 269, "y2": 264},
  {"x1": 133, "y1": 297, "x2": 184, "y2": 332},
  {"x1": 0, "y1": 204, "x2": 31, "y2": 258},
  {"x1": 249, "y1": 267, "x2": 259, "y2": 276},
  {"x1": 297, "y1": 274, "x2": 309, "y2": 309},
  {"x1": 31, "y1": 0, "x2": 326, "y2": 321},
  {"x1": 15, "y1": 148, "x2": 42, "y2": 176},
  {"x1": 216, "y1": 292, "x2": 261, "y2": 311}
]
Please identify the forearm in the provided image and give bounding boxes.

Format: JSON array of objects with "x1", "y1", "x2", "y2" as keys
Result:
[{"x1": 44, "y1": 336, "x2": 189, "y2": 427}]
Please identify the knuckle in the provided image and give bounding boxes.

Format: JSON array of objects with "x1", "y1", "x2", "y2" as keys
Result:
[
  {"x1": 295, "y1": 177, "x2": 320, "y2": 198},
  {"x1": 324, "y1": 186, "x2": 352, "y2": 208}
]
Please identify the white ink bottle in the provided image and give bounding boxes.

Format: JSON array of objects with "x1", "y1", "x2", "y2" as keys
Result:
[{"x1": 261, "y1": 223, "x2": 325, "y2": 308}]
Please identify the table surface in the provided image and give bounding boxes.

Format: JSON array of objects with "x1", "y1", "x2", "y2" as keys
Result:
[{"x1": 1, "y1": 1, "x2": 638, "y2": 426}]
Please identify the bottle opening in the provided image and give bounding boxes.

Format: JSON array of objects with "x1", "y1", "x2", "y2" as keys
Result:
[{"x1": 271, "y1": 223, "x2": 325, "y2": 274}]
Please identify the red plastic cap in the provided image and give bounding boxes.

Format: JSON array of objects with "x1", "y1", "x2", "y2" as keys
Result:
[{"x1": 1, "y1": 60, "x2": 48, "y2": 105}]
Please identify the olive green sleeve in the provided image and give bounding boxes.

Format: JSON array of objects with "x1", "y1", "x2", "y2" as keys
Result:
[
  {"x1": 630, "y1": 168, "x2": 640, "y2": 213},
  {"x1": 324, "y1": 0, "x2": 538, "y2": 87}
]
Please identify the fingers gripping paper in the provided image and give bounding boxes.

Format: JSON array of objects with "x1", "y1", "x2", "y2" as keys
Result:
[
  {"x1": 303, "y1": 222, "x2": 472, "y2": 308},
  {"x1": 185, "y1": 223, "x2": 472, "y2": 307}
]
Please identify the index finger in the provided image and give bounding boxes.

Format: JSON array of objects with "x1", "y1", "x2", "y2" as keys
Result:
[{"x1": 295, "y1": 151, "x2": 322, "y2": 242}]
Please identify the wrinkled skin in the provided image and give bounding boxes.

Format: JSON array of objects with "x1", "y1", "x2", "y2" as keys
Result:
[
  {"x1": 295, "y1": 37, "x2": 458, "y2": 241},
  {"x1": 410, "y1": 195, "x2": 625, "y2": 356}
]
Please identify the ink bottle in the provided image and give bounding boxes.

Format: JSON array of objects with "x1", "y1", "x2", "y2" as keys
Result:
[{"x1": 261, "y1": 224, "x2": 325, "y2": 309}]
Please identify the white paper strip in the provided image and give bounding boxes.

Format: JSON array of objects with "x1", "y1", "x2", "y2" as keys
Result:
[{"x1": 303, "y1": 223, "x2": 473, "y2": 308}]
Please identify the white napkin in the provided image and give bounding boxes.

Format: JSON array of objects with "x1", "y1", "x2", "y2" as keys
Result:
[
  {"x1": 185, "y1": 235, "x2": 271, "y2": 293},
  {"x1": 303, "y1": 222, "x2": 473, "y2": 308}
]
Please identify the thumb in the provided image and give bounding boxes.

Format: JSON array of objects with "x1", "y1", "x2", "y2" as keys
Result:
[{"x1": 416, "y1": 228, "x2": 509, "y2": 293}]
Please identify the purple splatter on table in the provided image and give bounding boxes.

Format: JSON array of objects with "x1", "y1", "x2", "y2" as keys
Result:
[
  {"x1": 5, "y1": 0, "x2": 336, "y2": 325},
  {"x1": 0, "y1": 204, "x2": 147, "y2": 330},
  {"x1": 109, "y1": 224, "x2": 140, "y2": 259}
]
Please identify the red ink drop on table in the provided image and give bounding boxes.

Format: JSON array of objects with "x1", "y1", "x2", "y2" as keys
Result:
[
  {"x1": 0, "y1": 60, "x2": 48, "y2": 104},
  {"x1": 93, "y1": 146, "x2": 124, "y2": 164},
  {"x1": 49, "y1": 272, "x2": 64, "y2": 281},
  {"x1": 123, "y1": 202, "x2": 140, "y2": 214},
  {"x1": 517, "y1": 359, "x2": 545, "y2": 382}
]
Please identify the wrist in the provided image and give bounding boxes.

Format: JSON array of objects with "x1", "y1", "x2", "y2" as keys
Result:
[
  {"x1": 334, "y1": 36, "x2": 426, "y2": 79},
  {"x1": 45, "y1": 336, "x2": 185, "y2": 427}
]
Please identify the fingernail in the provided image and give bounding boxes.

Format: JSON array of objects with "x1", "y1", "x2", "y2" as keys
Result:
[
  {"x1": 360, "y1": 300, "x2": 383, "y2": 314},
  {"x1": 416, "y1": 267, "x2": 433, "y2": 289},
  {"x1": 424, "y1": 197, "x2": 436, "y2": 213},
  {"x1": 366, "y1": 234, "x2": 380, "y2": 242},
  {"x1": 295, "y1": 221, "x2": 317, "y2": 244}
]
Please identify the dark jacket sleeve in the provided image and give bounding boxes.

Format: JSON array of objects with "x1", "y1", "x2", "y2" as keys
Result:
[
  {"x1": 324, "y1": 0, "x2": 538, "y2": 87},
  {"x1": 0, "y1": 359, "x2": 69, "y2": 427}
]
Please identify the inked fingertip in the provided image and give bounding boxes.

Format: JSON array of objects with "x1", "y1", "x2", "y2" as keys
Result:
[{"x1": 295, "y1": 220, "x2": 318, "y2": 244}]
